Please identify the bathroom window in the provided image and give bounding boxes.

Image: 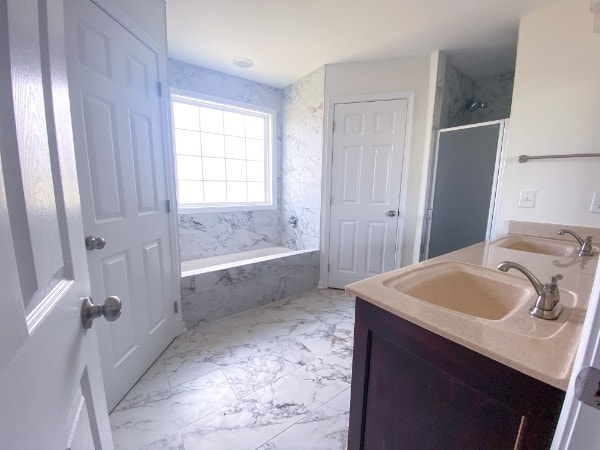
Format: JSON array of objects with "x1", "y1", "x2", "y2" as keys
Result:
[{"x1": 171, "y1": 91, "x2": 275, "y2": 213}]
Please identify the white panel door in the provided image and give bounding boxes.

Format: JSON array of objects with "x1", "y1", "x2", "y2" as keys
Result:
[
  {"x1": 328, "y1": 99, "x2": 408, "y2": 288},
  {"x1": 0, "y1": 0, "x2": 112, "y2": 447},
  {"x1": 65, "y1": 0, "x2": 178, "y2": 410}
]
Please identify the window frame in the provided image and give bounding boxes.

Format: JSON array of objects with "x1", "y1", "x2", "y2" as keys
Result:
[{"x1": 170, "y1": 88, "x2": 277, "y2": 214}]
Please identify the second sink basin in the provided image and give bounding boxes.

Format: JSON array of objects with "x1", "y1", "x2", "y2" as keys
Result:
[
  {"x1": 383, "y1": 262, "x2": 533, "y2": 320},
  {"x1": 491, "y1": 235, "x2": 579, "y2": 257}
]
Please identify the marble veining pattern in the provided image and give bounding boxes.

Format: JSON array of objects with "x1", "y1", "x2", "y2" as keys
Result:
[
  {"x1": 169, "y1": 59, "x2": 285, "y2": 261},
  {"x1": 281, "y1": 67, "x2": 325, "y2": 251},
  {"x1": 180, "y1": 250, "x2": 320, "y2": 328},
  {"x1": 110, "y1": 288, "x2": 354, "y2": 449},
  {"x1": 170, "y1": 59, "x2": 326, "y2": 272},
  {"x1": 177, "y1": 204, "x2": 283, "y2": 262}
]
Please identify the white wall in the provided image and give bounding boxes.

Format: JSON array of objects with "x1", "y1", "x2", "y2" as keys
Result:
[
  {"x1": 494, "y1": 0, "x2": 600, "y2": 235},
  {"x1": 104, "y1": 0, "x2": 167, "y2": 47},
  {"x1": 324, "y1": 56, "x2": 435, "y2": 266}
]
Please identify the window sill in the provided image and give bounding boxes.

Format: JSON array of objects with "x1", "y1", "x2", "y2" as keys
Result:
[{"x1": 177, "y1": 203, "x2": 277, "y2": 215}]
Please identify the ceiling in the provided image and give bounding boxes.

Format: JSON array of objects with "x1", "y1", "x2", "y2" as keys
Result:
[{"x1": 166, "y1": 0, "x2": 559, "y2": 88}]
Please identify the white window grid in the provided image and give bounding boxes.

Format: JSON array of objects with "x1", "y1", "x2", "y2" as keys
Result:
[{"x1": 171, "y1": 92, "x2": 275, "y2": 212}]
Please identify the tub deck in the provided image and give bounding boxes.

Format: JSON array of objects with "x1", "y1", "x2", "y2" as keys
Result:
[{"x1": 181, "y1": 247, "x2": 317, "y2": 277}]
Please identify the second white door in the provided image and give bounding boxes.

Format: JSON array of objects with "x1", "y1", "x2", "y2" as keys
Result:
[
  {"x1": 65, "y1": 0, "x2": 178, "y2": 410},
  {"x1": 328, "y1": 99, "x2": 408, "y2": 289}
]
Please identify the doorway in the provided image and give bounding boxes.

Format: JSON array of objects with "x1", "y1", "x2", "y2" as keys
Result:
[
  {"x1": 326, "y1": 97, "x2": 410, "y2": 288},
  {"x1": 423, "y1": 120, "x2": 507, "y2": 259}
]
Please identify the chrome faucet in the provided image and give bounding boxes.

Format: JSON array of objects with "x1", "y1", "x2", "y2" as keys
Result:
[
  {"x1": 557, "y1": 229, "x2": 595, "y2": 257},
  {"x1": 497, "y1": 261, "x2": 564, "y2": 320}
]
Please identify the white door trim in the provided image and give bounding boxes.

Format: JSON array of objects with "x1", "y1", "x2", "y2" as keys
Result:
[
  {"x1": 85, "y1": 0, "x2": 183, "y2": 334},
  {"x1": 552, "y1": 266, "x2": 600, "y2": 448},
  {"x1": 319, "y1": 92, "x2": 415, "y2": 289}
]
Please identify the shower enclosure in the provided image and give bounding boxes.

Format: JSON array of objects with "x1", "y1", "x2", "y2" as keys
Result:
[{"x1": 422, "y1": 120, "x2": 508, "y2": 259}]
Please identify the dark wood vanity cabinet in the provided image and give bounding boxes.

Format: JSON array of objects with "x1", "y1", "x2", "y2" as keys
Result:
[{"x1": 348, "y1": 298, "x2": 565, "y2": 450}]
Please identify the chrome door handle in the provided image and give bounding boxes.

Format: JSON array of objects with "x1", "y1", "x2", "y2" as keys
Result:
[
  {"x1": 81, "y1": 296, "x2": 122, "y2": 329},
  {"x1": 85, "y1": 236, "x2": 106, "y2": 250},
  {"x1": 386, "y1": 210, "x2": 397, "y2": 217}
]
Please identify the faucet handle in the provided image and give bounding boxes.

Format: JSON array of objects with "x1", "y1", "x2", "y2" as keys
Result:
[{"x1": 547, "y1": 274, "x2": 563, "y2": 294}]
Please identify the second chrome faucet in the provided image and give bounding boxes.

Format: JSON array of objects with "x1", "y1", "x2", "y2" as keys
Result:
[
  {"x1": 557, "y1": 229, "x2": 594, "y2": 257},
  {"x1": 497, "y1": 261, "x2": 563, "y2": 320}
]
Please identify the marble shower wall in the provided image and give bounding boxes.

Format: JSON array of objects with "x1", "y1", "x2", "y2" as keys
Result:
[
  {"x1": 440, "y1": 62, "x2": 514, "y2": 129},
  {"x1": 169, "y1": 59, "x2": 285, "y2": 260},
  {"x1": 281, "y1": 67, "x2": 325, "y2": 250}
]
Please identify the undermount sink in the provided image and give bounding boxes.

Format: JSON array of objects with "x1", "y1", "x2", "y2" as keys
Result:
[
  {"x1": 491, "y1": 235, "x2": 579, "y2": 257},
  {"x1": 383, "y1": 262, "x2": 533, "y2": 320}
]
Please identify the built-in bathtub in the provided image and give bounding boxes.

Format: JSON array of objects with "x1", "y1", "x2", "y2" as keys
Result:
[{"x1": 180, "y1": 247, "x2": 320, "y2": 328}]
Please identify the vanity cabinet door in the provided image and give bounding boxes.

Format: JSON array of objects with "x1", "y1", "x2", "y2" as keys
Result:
[{"x1": 348, "y1": 298, "x2": 565, "y2": 450}]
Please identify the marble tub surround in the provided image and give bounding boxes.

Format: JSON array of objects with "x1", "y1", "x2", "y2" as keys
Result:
[
  {"x1": 181, "y1": 247, "x2": 315, "y2": 277},
  {"x1": 109, "y1": 288, "x2": 354, "y2": 449},
  {"x1": 347, "y1": 230, "x2": 599, "y2": 390},
  {"x1": 281, "y1": 67, "x2": 325, "y2": 250},
  {"x1": 178, "y1": 211, "x2": 283, "y2": 261},
  {"x1": 181, "y1": 250, "x2": 320, "y2": 328},
  {"x1": 169, "y1": 59, "x2": 285, "y2": 262},
  {"x1": 170, "y1": 60, "x2": 327, "y2": 261}
]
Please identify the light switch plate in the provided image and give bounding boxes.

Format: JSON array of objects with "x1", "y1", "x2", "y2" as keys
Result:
[
  {"x1": 518, "y1": 190, "x2": 537, "y2": 208},
  {"x1": 590, "y1": 192, "x2": 600, "y2": 213}
]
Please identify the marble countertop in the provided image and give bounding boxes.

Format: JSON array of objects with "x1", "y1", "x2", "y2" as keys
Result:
[{"x1": 346, "y1": 233, "x2": 599, "y2": 390}]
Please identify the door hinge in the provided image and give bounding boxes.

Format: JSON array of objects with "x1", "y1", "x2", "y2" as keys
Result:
[
  {"x1": 173, "y1": 301, "x2": 179, "y2": 314},
  {"x1": 157, "y1": 81, "x2": 163, "y2": 97},
  {"x1": 575, "y1": 366, "x2": 600, "y2": 410},
  {"x1": 425, "y1": 208, "x2": 433, "y2": 220},
  {"x1": 166, "y1": 199, "x2": 172, "y2": 213}
]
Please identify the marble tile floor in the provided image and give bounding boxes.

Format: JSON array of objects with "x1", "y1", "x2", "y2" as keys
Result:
[{"x1": 110, "y1": 288, "x2": 355, "y2": 449}]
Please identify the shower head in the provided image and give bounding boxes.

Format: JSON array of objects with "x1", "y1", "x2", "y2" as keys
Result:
[{"x1": 465, "y1": 98, "x2": 487, "y2": 112}]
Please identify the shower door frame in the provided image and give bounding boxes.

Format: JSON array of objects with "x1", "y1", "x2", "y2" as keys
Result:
[{"x1": 420, "y1": 119, "x2": 509, "y2": 261}]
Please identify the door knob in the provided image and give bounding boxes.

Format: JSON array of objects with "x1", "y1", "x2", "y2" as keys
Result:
[
  {"x1": 386, "y1": 210, "x2": 397, "y2": 217},
  {"x1": 81, "y1": 296, "x2": 122, "y2": 329},
  {"x1": 85, "y1": 236, "x2": 106, "y2": 250}
]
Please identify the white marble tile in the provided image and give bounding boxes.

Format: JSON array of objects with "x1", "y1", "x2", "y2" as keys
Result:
[
  {"x1": 162, "y1": 353, "x2": 222, "y2": 389},
  {"x1": 159, "y1": 329, "x2": 261, "y2": 388},
  {"x1": 181, "y1": 251, "x2": 321, "y2": 328},
  {"x1": 113, "y1": 359, "x2": 170, "y2": 412},
  {"x1": 178, "y1": 210, "x2": 283, "y2": 262},
  {"x1": 180, "y1": 398, "x2": 303, "y2": 450},
  {"x1": 181, "y1": 284, "x2": 234, "y2": 328},
  {"x1": 111, "y1": 289, "x2": 356, "y2": 449},
  {"x1": 169, "y1": 59, "x2": 281, "y2": 110},
  {"x1": 222, "y1": 353, "x2": 305, "y2": 398},
  {"x1": 110, "y1": 370, "x2": 237, "y2": 449},
  {"x1": 243, "y1": 355, "x2": 350, "y2": 410},
  {"x1": 170, "y1": 59, "x2": 285, "y2": 264},
  {"x1": 259, "y1": 388, "x2": 351, "y2": 450},
  {"x1": 140, "y1": 431, "x2": 184, "y2": 450},
  {"x1": 281, "y1": 67, "x2": 324, "y2": 252},
  {"x1": 170, "y1": 59, "x2": 324, "y2": 263},
  {"x1": 179, "y1": 347, "x2": 348, "y2": 450}
]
